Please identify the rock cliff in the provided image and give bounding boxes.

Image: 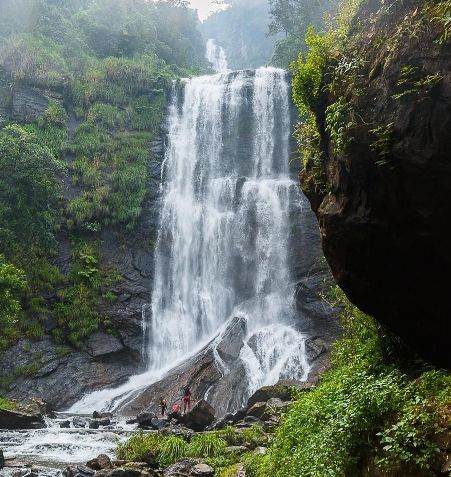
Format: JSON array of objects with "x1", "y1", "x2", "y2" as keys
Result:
[
  {"x1": 0, "y1": 72, "x2": 166, "y2": 407},
  {"x1": 300, "y1": 0, "x2": 451, "y2": 367}
]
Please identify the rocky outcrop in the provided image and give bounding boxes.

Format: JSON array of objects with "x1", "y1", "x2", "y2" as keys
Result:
[
  {"x1": 0, "y1": 408, "x2": 45, "y2": 429},
  {"x1": 300, "y1": 0, "x2": 451, "y2": 367}
]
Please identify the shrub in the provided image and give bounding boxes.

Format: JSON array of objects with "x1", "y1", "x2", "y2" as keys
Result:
[{"x1": 188, "y1": 433, "x2": 228, "y2": 458}]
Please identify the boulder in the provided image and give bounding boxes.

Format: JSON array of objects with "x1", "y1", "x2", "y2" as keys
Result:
[
  {"x1": 60, "y1": 420, "x2": 71, "y2": 428},
  {"x1": 89, "y1": 420, "x2": 100, "y2": 430},
  {"x1": 143, "y1": 450, "x2": 158, "y2": 468},
  {"x1": 247, "y1": 384, "x2": 292, "y2": 409},
  {"x1": 63, "y1": 465, "x2": 95, "y2": 477},
  {"x1": 73, "y1": 416, "x2": 87, "y2": 428},
  {"x1": 163, "y1": 458, "x2": 199, "y2": 477},
  {"x1": 225, "y1": 446, "x2": 248, "y2": 455},
  {"x1": 181, "y1": 400, "x2": 215, "y2": 431},
  {"x1": 85, "y1": 332, "x2": 124, "y2": 357},
  {"x1": 91, "y1": 417, "x2": 111, "y2": 427},
  {"x1": 86, "y1": 454, "x2": 113, "y2": 471},
  {"x1": 159, "y1": 425, "x2": 195, "y2": 441},
  {"x1": 191, "y1": 463, "x2": 214, "y2": 476},
  {"x1": 0, "y1": 409, "x2": 45, "y2": 429},
  {"x1": 150, "y1": 417, "x2": 169, "y2": 430},
  {"x1": 137, "y1": 412, "x2": 156, "y2": 427},
  {"x1": 246, "y1": 402, "x2": 267, "y2": 420},
  {"x1": 254, "y1": 447, "x2": 267, "y2": 455}
]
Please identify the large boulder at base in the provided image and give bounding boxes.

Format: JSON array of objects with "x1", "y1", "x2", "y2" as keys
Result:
[
  {"x1": 0, "y1": 409, "x2": 45, "y2": 429},
  {"x1": 246, "y1": 384, "x2": 292, "y2": 409},
  {"x1": 163, "y1": 458, "x2": 199, "y2": 477},
  {"x1": 181, "y1": 400, "x2": 215, "y2": 431},
  {"x1": 137, "y1": 412, "x2": 156, "y2": 427},
  {"x1": 246, "y1": 398, "x2": 289, "y2": 421}
]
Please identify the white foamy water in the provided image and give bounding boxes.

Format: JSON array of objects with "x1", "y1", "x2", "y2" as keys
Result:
[
  {"x1": 206, "y1": 38, "x2": 229, "y2": 72},
  {"x1": 70, "y1": 67, "x2": 310, "y2": 414},
  {"x1": 0, "y1": 425, "x2": 131, "y2": 473}
]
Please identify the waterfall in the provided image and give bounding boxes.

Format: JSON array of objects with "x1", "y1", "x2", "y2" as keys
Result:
[
  {"x1": 69, "y1": 67, "x2": 310, "y2": 413},
  {"x1": 206, "y1": 39, "x2": 229, "y2": 72},
  {"x1": 148, "y1": 67, "x2": 309, "y2": 394}
]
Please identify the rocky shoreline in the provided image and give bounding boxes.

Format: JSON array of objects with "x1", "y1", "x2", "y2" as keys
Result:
[{"x1": 0, "y1": 383, "x2": 303, "y2": 477}]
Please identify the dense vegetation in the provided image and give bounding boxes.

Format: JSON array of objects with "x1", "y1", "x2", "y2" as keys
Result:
[
  {"x1": 0, "y1": 0, "x2": 207, "y2": 356},
  {"x1": 268, "y1": 0, "x2": 338, "y2": 67}
]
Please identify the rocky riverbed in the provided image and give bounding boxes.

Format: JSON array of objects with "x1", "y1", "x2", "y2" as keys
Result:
[{"x1": 0, "y1": 383, "x2": 300, "y2": 477}]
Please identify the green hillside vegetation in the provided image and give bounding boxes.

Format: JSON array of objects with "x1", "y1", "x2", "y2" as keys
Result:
[{"x1": 0, "y1": 0, "x2": 207, "y2": 352}]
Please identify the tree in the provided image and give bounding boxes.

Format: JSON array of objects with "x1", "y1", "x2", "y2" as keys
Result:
[{"x1": 268, "y1": 0, "x2": 338, "y2": 67}]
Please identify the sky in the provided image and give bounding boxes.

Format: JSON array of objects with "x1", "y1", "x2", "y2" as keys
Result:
[{"x1": 188, "y1": 0, "x2": 225, "y2": 21}]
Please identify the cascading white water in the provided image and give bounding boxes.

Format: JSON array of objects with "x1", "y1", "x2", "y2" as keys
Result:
[
  {"x1": 69, "y1": 67, "x2": 310, "y2": 414},
  {"x1": 148, "y1": 67, "x2": 310, "y2": 395},
  {"x1": 206, "y1": 38, "x2": 229, "y2": 72}
]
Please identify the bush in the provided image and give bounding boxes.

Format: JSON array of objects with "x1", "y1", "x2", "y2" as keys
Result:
[{"x1": 188, "y1": 433, "x2": 228, "y2": 458}]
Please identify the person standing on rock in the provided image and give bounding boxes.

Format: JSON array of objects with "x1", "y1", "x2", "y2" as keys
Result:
[
  {"x1": 160, "y1": 397, "x2": 167, "y2": 416},
  {"x1": 183, "y1": 387, "x2": 191, "y2": 414}
]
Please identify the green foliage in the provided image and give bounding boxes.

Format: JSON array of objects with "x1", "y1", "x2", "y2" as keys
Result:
[
  {"x1": 0, "y1": 33, "x2": 70, "y2": 88},
  {"x1": 325, "y1": 96, "x2": 354, "y2": 155},
  {"x1": 0, "y1": 124, "x2": 63, "y2": 258},
  {"x1": 240, "y1": 425, "x2": 268, "y2": 450},
  {"x1": 0, "y1": 256, "x2": 26, "y2": 350},
  {"x1": 0, "y1": 397, "x2": 16, "y2": 410},
  {"x1": 189, "y1": 433, "x2": 228, "y2": 458},
  {"x1": 116, "y1": 433, "x2": 188, "y2": 468},
  {"x1": 392, "y1": 65, "x2": 443, "y2": 100},
  {"x1": 369, "y1": 122, "x2": 395, "y2": 167},
  {"x1": 244, "y1": 289, "x2": 451, "y2": 477},
  {"x1": 425, "y1": 0, "x2": 451, "y2": 43},
  {"x1": 159, "y1": 436, "x2": 189, "y2": 467},
  {"x1": 268, "y1": 0, "x2": 338, "y2": 68},
  {"x1": 292, "y1": 27, "x2": 333, "y2": 115}
]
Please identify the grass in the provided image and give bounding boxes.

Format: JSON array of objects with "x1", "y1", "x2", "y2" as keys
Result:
[{"x1": 0, "y1": 397, "x2": 17, "y2": 410}]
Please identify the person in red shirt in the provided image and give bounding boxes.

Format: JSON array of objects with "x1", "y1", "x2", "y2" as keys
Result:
[{"x1": 183, "y1": 387, "x2": 192, "y2": 414}]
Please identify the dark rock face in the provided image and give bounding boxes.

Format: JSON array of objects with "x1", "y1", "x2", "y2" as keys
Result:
[
  {"x1": 300, "y1": 0, "x2": 451, "y2": 367},
  {"x1": 181, "y1": 400, "x2": 216, "y2": 431},
  {"x1": 0, "y1": 408, "x2": 45, "y2": 429}
]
